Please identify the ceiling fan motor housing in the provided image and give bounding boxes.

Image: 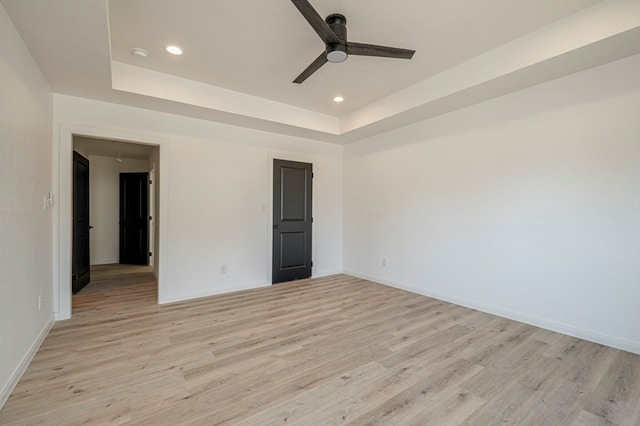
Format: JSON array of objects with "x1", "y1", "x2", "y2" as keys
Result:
[
  {"x1": 326, "y1": 14, "x2": 347, "y2": 63},
  {"x1": 291, "y1": 0, "x2": 415, "y2": 83}
]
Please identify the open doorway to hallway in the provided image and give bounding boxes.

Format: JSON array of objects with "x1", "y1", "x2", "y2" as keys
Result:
[{"x1": 71, "y1": 136, "x2": 160, "y2": 310}]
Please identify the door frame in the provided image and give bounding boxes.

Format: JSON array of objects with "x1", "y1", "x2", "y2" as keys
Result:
[
  {"x1": 54, "y1": 124, "x2": 169, "y2": 320},
  {"x1": 266, "y1": 152, "x2": 315, "y2": 285}
]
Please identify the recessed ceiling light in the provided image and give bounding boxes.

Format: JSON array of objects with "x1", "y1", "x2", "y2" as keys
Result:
[
  {"x1": 333, "y1": 96, "x2": 344, "y2": 103},
  {"x1": 131, "y1": 48, "x2": 149, "y2": 58},
  {"x1": 165, "y1": 45, "x2": 183, "y2": 55}
]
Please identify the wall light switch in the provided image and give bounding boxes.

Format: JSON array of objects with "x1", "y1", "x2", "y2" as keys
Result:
[{"x1": 43, "y1": 192, "x2": 54, "y2": 209}]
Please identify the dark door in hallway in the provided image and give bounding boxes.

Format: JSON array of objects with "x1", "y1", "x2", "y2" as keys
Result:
[
  {"x1": 72, "y1": 151, "x2": 91, "y2": 293},
  {"x1": 119, "y1": 172, "x2": 149, "y2": 265},
  {"x1": 272, "y1": 159, "x2": 313, "y2": 284}
]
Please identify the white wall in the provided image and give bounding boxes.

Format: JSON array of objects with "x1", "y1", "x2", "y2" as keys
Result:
[
  {"x1": 54, "y1": 95, "x2": 343, "y2": 305},
  {"x1": 0, "y1": 4, "x2": 54, "y2": 407},
  {"x1": 86, "y1": 154, "x2": 149, "y2": 265},
  {"x1": 344, "y1": 53, "x2": 640, "y2": 354}
]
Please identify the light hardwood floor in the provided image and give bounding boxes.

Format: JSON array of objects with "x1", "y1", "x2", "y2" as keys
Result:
[{"x1": 1, "y1": 265, "x2": 640, "y2": 425}]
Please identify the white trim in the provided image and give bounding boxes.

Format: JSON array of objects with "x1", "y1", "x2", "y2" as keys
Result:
[
  {"x1": 344, "y1": 269, "x2": 640, "y2": 355},
  {"x1": 90, "y1": 258, "x2": 120, "y2": 266},
  {"x1": 312, "y1": 269, "x2": 342, "y2": 279},
  {"x1": 54, "y1": 123, "x2": 169, "y2": 319},
  {"x1": 0, "y1": 315, "x2": 55, "y2": 409},
  {"x1": 160, "y1": 281, "x2": 271, "y2": 304}
]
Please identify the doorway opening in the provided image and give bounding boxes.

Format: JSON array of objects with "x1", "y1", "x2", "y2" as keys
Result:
[{"x1": 70, "y1": 136, "x2": 160, "y2": 311}]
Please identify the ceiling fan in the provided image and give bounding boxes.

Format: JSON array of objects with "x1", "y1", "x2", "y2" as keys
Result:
[{"x1": 290, "y1": 0, "x2": 416, "y2": 84}]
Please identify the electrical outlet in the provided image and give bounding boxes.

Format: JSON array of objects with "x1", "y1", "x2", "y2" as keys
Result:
[
  {"x1": 220, "y1": 265, "x2": 228, "y2": 275},
  {"x1": 38, "y1": 294, "x2": 42, "y2": 311},
  {"x1": 382, "y1": 258, "x2": 388, "y2": 267}
]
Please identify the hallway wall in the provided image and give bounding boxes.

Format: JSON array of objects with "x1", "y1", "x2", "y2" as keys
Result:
[{"x1": 88, "y1": 155, "x2": 149, "y2": 265}]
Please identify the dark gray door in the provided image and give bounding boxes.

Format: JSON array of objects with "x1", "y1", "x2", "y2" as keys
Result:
[
  {"x1": 272, "y1": 159, "x2": 313, "y2": 283},
  {"x1": 119, "y1": 172, "x2": 149, "y2": 265},
  {"x1": 72, "y1": 151, "x2": 90, "y2": 293}
]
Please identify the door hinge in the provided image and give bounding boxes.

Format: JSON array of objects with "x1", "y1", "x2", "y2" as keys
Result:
[
  {"x1": 149, "y1": 215, "x2": 152, "y2": 220},
  {"x1": 149, "y1": 252, "x2": 152, "y2": 257},
  {"x1": 311, "y1": 217, "x2": 314, "y2": 223},
  {"x1": 149, "y1": 179, "x2": 152, "y2": 184},
  {"x1": 312, "y1": 172, "x2": 314, "y2": 178}
]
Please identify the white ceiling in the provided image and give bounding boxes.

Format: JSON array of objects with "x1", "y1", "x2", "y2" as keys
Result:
[
  {"x1": 3, "y1": 0, "x2": 640, "y2": 143},
  {"x1": 74, "y1": 136, "x2": 155, "y2": 160},
  {"x1": 108, "y1": 0, "x2": 599, "y2": 115}
]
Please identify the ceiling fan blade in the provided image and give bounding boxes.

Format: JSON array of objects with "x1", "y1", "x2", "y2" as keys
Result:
[
  {"x1": 293, "y1": 51, "x2": 328, "y2": 84},
  {"x1": 347, "y1": 42, "x2": 415, "y2": 59},
  {"x1": 291, "y1": 0, "x2": 339, "y2": 45}
]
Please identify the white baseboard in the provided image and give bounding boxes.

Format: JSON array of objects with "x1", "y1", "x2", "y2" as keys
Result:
[
  {"x1": 312, "y1": 269, "x2": 342, "y2": 279},
  {"x1": 90, "y1": 259, "x2": 119, "y2": 266},
  {"x1": 0, "y1": 314, "x2": 55, "y2": 410},
  {"x1": 160, "y1": 271, "x2": 344, "y2": 305},
  {"x1": 159, "y1": 280, "x2": 271, "y2": 304},
  {"x1": 344, "y1": 269, "x2": 640, "y2": 355}
]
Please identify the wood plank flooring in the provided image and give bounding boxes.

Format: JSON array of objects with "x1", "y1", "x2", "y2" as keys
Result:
[{"x1": 1, "y1": 265, "x2": 640, "y2": 425}]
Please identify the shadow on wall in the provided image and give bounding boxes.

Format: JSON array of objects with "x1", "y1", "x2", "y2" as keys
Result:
[{"x1": 346, "y1": 54, "x2": 640, "y2": 157}]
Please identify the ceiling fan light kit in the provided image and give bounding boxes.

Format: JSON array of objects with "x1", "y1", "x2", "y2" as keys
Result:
[
  {"x1": 325, "y1": 14, "x2": 348, "y2": 63},
  {"x1": 291, "y1": 0, "x2": 415, "y2": 83},
  {"x1": 327, "y1": 44, "x2": 347, "y2": 63}
]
